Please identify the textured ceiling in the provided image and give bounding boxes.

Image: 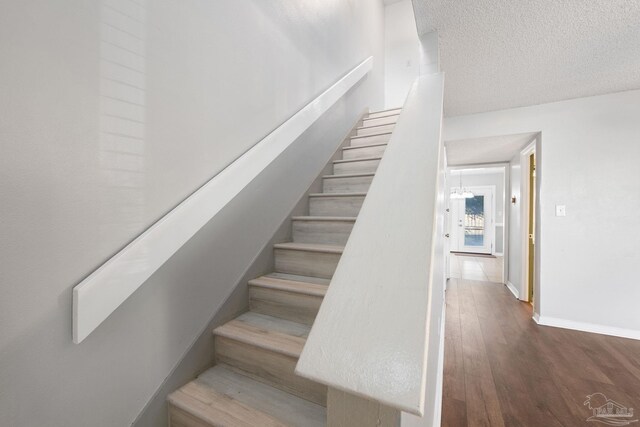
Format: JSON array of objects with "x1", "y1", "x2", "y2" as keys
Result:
[
  {"x1": 412, "y1": 0, "x2": 640, "y2": 116},
  {"x1": 445, "y1": 132, "x2": 537, "y2": 166}
]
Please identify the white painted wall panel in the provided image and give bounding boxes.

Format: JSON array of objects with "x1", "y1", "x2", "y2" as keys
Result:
[
  {"x1": 384, "y1": 0, "x2": 420, "y2": 108},
  {"x1": 0, "y1": 1, "x2": 385, "y2": 425}
]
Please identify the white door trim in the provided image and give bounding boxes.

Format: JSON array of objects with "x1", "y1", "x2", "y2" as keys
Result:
[{"x1": 520, "y1": 141, "x2": 536, "y2": 303}]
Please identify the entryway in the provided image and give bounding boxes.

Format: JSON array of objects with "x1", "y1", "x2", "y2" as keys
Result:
[
  {"x1": 446, "y1": 167, "x2": 505, "y2": 284},
  {"x1": 449, "y1": 185, "x2": 495, "y2": 254},
  {"x1": 444, "y1": 133, "x2": 541, "y2": 296}
]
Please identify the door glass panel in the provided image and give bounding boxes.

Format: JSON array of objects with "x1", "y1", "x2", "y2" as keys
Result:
[{"x1": 464, "y1": 195, "x2": 485, "y2": 247}]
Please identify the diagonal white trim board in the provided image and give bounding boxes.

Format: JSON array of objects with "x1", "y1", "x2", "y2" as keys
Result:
[{"x1": 72, "y1": 56, "x2": 374, "y2": 344}]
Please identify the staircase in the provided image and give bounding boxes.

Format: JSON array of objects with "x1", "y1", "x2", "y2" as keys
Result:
[{"x1": 167, "y1": 107, "x2": 401, "y2": 427}]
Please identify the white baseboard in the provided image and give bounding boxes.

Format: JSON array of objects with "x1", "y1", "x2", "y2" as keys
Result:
[
  {"x1": 535, "y1": 315, "x2": 640, "y2": 341},
  {"x1": 506, "y1": 281, "x2": 520, "y2": 299}
]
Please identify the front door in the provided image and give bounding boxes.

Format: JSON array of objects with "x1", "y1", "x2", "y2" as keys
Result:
[{"x1": 450, "y1": 186, "x2": 494, "y2": 254}]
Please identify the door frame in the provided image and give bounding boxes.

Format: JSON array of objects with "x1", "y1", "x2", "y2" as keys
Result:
[
  {"x1": 520, "y1": 141, "x2": 537, "y2": 304},
  {"x1": 447, "y1": 164, "x2": 509, "y2": 283},
  {"x1": 444, "y1": 149, "x2": 451, "y2": 282},
  {"x1": 450, "y1": 185, "x2": 496, "y2": 255}
]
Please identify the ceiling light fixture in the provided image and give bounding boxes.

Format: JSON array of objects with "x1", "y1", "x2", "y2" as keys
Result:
[{"x1": 450, "y1": 172, "x2": 475, "y2": 199}]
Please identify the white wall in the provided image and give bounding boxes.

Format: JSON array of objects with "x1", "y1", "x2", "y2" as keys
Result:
[
  {"x1": 384, "y1": 0, "x2": 420, "y2": 108},
  {"x1": 444, "y1": 89, "x2": 640, "y2": 338},
  {"x1": 0, "y1": 1, "x2": 385, "y2": 426}
]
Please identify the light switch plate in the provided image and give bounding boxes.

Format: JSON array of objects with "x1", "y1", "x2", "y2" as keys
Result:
[{"x1": 556, "y1": 205, "x2": 566, "y2": 217}]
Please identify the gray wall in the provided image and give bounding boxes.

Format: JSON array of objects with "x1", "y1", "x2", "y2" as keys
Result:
[{"x1": 0, "y1": 1, "x2": 385, "y2": 425}]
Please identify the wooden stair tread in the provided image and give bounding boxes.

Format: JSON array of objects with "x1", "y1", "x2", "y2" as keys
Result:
[
  {"x1": 308, "y1": 192, "x2": 367, "y2": 198},
  {"x1": 264, "y1": 272, "x2": 331, "y2": 286},
  {"x1": 366, "y1": 107, "x2": 401, "y2": 116},
  {"x1": 291, "y1": 216, "x2": 356, "y2": 222},
  {"x1": 343, "y1": 142, "x2": 387, "y2": 151},
  {"x1": 168, "y1": 365, "x2": 325, "y2": 427},
  {"x1": 333, "y1": 156, "x2": 382, "y2": 164},
  {"x1": 350, "y1": 131, "x2": 392, "y2": 140},
  {"x1": 322, "y1": 172, "x2": 375, "y2": 179},
  {"x1": 363, "y1": 112, "x2": 400, "y2": 122},
  {"x1": 273, "y1": 242, "x2": 344, "y2": 254},
  {"x1": 214, "y1": 312, "x2": 310, "y2": 358},
  {"x1": 249, "y1": 275, "x2": 328, "y2": 297},
  {"x1": 356, "y1": 122, "x2": 396, "y2": 131}
]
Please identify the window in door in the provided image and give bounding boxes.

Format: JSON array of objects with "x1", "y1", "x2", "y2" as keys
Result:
[{"x1": 464, "y1": 195, "x2": 486, "y2": 247}]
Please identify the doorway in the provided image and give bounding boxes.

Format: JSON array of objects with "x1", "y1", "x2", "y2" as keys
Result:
[
  {"x1": 450, "y1": 186, "x2": 495, "y2": 255},
  {"x1": 444, "y1": 133, "x2": 540, "y2": 306}
]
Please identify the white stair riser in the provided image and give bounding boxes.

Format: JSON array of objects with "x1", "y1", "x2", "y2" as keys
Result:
[
  {"x1": 309, "y1": 196, "x2": 365, "y2": 217},
  {"x1": 249, "y1": 286, "x2": 323, "y2": 326},
  {"x1": 292, "y1": 220, "x2": 354, "y2": 246},
  {"x1": 367, "y1": 108, "x2": 401, "y2": 119},
  {"x1": 275, "y1": 248, "x2": 341, "y2": 279},
  {"x1": 323, "y1": 175, "x2": 373, "y2": 193},
  {"x1": 214, "y1": 336, "x2": 327, "y2": 406},
  {"x1": 362, "y1": 114, "x2": 399, "y2": 127},
  {"x1": 356, "y1": 123, "x2": 394, "y2": 136},
  {"x1": 342, "y1": 145, "x2": 386, "y2": 160},
  {"x1": 350, "y1": 133, "x2": 391, "y2": 147},
  {"x1": 334, "y1": 158, "x2": 380, "y2": 174}
]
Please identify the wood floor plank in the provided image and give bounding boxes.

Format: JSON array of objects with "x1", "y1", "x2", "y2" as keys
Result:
[
  {"x1": 464, "y1": 373, "x2": 505, "y2": 427},
  {"x1": 441, "y1": 397, "x2": 467, "y2": 427},
  {"x1": 443, "y1": 280, "x2": 466, "y2": 403}
]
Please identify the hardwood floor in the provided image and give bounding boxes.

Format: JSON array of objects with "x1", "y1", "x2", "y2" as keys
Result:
[{"x1": 442, "y1": 278, "x2": 640, "y2": 427}]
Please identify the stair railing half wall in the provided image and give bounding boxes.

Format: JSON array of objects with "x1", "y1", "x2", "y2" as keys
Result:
[
  {"x1": 72, "y1": 57, "x2": 373, "y2": 344},
  {"x1": 295, "y1": 71, "x2": 446, "y2": 423}
]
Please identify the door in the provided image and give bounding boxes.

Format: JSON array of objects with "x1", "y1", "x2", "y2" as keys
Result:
[{"x1": 450, "y1": 186, "x2": 494, "y2": 254}]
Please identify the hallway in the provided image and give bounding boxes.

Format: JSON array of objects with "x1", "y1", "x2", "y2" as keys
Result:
[{"x1": 441, "y1": 279, "x2": 640, "y2": 427}]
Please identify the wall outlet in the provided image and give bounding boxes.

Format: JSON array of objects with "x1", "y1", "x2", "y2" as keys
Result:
[{"x1": 555, "y1": 205, "x2": 566, "y2": 217}]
